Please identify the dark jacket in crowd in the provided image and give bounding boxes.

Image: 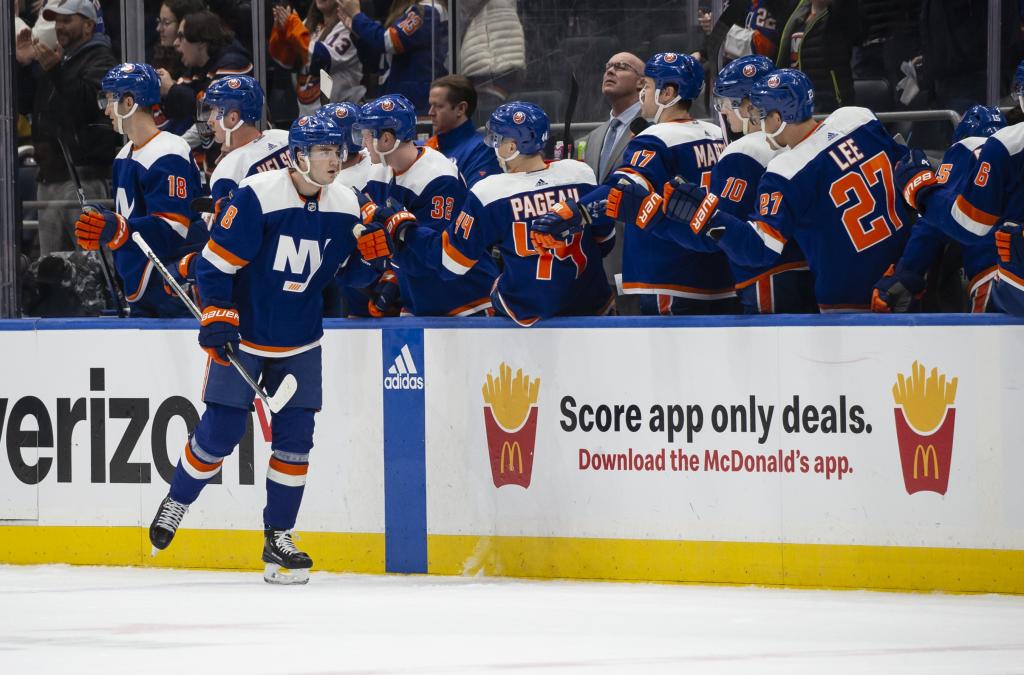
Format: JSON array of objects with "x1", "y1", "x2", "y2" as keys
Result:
[
  {"x1": 24, "y1": 32, "x2": 119, "y2": 183},
  {"x1": 160, "y1": 38, "x2": 254, "y2": 123},
  {"x1": 776, "y1": 0, "x2": 864, "y2": 113}
]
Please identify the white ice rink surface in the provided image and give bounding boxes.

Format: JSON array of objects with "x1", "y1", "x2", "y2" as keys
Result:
[{"x1": 2, "y1": 565, "x2": 1023, "y2": 675}]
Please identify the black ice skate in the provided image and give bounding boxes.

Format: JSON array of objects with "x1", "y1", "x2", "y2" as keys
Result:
[
  {"x1": 262, "y1": 528, "x2": 313, "y2": 585},
  {"x1": 149, "y1": 495, "x2": 189, "y2": 555}
]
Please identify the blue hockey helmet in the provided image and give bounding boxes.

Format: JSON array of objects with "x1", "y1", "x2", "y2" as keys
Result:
[
  {"x1": 99, "y1": 62, "x2": 161, "y2": 109},
  {"x1": 289, "y1": 114, "x2": 347, "y2": 187},
  {"x1": 954, "y1": 105, "x2": 1006, "y2": 143},
  {"x1": 317, "y1": 102, "x2": 364, "y2": 154},
  {"x1": 485, "y1": 101, "x2": 549, "y2": 156},
  {"x1": 355, "y1": 95, "x2": 418, "y2": 142},
  {"x1": 645, "y1": 52, "x2": 705, "y2": 101},
  {"x1": 714, "y1": 55, "x2": 775, "y2": 109},
  {"x1": 748, "y1": 68, "x2": 815, "y2": 124},
  {"x1": 1013, "y1": 59, "x2": 1024, "y2": 111},
  {"x1": 201, "y1": 75, "x2": 264, "y2": 124}
]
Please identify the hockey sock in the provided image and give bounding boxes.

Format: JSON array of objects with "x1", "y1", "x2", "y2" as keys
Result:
[
  {"x1": 169, "y1": 403, "x2": 248, "y2": 505},
  {"x1": 263, "y1": 408, "x2": 315, "y2": 530}
]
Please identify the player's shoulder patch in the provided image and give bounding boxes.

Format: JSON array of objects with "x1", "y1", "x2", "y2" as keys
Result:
[
  {"x1": 638, "y1": 119, "x2": 723, "y2": 147},
  {"x1": 990, "y1": 122, "x2": 1024, "y2": 155},
  {"x1": 396, "y1": 146, "x2": 459, "y2": 195},
  {"x1": 130, "y1": 131, "x2": 192, "y2": 170},
  {"x1": 766, "y1": 106, "x2": 878, "y2": 180},
  {"x1": 719, "y1": 131, "x2": 783, "y2": 167}
]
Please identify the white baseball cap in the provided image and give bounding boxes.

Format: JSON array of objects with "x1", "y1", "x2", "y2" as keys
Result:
[{"x1": 42, "y1": 0, "x2": 98, "y2": 22}]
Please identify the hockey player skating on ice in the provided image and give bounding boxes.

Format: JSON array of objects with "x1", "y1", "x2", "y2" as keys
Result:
[
  {"x1": 354, "y1": 94, "x2": 497, "y2": 316},
  {"x1": 149, "y1": 114, "x2": 369, "y2": 584},
  {"x1": 75, "y1": 63, "x2": 205, "y2": 317},
  {"x1": 357, "y1": 101, "x2": 615, "y2": 326}
]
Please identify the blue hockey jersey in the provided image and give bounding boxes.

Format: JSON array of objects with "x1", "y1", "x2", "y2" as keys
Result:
[
  {"x1": 209, "y1": 129, "x2": 292, "y2": 205},
  {"x1": 713, "y1": 107, "x2": 913, "y2": 311},
  {"x1": 431, "y1": 159, "x2": 614, "y2": 326},
  {"x1": 896, "y1": 136, "x2": 999, "y2": 312},
  {"x1": 350, "y1": 2, "x2": 448, "y2": 114},
  {"x1": 608, "y1": 119, "x2": 735, "y2": 301},
  {"x1": 196, "y1": 169, "x2": 364, "y2": 356},
  {"x1": 364, "y1": 146, "x2": 497, "y2": 316},
  {"x1": 947, "y1": 123, "x2": 1024, "y2": 239},
  {"x1": 110, "y1": 131, "x2": 205, "y2": 316}
]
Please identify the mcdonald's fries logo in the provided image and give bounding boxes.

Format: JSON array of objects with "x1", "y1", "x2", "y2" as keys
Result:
[
  {"x1": 892, "y1": 361, "x2": 958, "y2": 495},
  {"x1": 482, "y1": 363, "x2": 540, "y2": 488}
]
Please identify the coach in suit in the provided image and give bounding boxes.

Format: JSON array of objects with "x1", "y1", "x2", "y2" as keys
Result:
[{"x1": 582, "y1": 52, "x2": 645, "y2": 314}]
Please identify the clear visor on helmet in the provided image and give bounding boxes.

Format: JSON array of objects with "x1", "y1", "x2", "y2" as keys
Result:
[
  {"x1": 305, "y1": 145, "x2": 343, "y2": 162},
  {"x1": 483, "y1": 128, "x2": 504, "y2": 149},
  {"x1": 350, "y1": 127, "x2": 366, "y2": 148},
  {"x1": 713, "y1": 96, "x2": 746, "y2": 115},
  {"x1": 196, "y1": 99, "x2": 223, "y2": 135},
  {"x1": 97, "y1": 91, "x2": 117, "y2": 110},
  {"x1": 749, "y1": 104, "x2": 773, "y2": 121}
]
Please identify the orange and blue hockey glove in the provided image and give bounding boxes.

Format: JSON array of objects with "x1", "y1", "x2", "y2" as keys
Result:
[
  {"x1": 368, "y1": 269, "x2": 401, "y2": 317},
  {"x1": 606, "y1": 177, "x2": 664, "y2": 229},
  {"x1": 198, "y1": 301, "x2": 240, "y2": 366},
  {"x1": 529, "y1": 198, "x2": 597, "y2": 249},
  {"x1": 354, "y1": 198, "x2": 417, "y2": 261},
  {"x1": 894, "y1": 148, "x2": 938, "y2": 213},
  {"x1": 871, "y1": 264, "x2": 926, "y2": 313},
  {"x1": 75, "y1": 204, "x2": 130, "y2": 251}
]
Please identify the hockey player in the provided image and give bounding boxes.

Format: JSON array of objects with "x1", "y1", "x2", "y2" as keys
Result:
[
  {"x1": 535, "y1": 53, "x2": 734, "y2": 315},
  {"x1": 202, "y1": 76, "x2": 291, "y2": 208},
  {"x1": 897, "y1": 61, "x2": 1024, "y2": 314},
  {"x1": 148, "y1": 114, "x2": 367, "y2": 584},
  {"x1": 359, "y1": 101, "x2": 615, "y2": 326},
  {"x1": 872, "y1": 105, "x2": 1006, "y2": 313},
  {"x1": 651, "y1": 55, "x2": 815, "y2": 313},
  {"x1": 74, "y1": 63, "x2": 204, "y2": 317},
  {"x1": 654, "y1": 69, "x2": 913, "y2": 312},
  {"x1": 316, "y1": 102, "x2": 394, "y2": 317},
  {"x1": 353, "y1": 94, "x2": 497, "y2": 316}
]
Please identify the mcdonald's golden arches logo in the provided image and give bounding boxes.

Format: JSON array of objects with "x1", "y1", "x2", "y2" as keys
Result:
[
  {"x1": 481, "y1": 363, "x2": 540, "y2": 488},
  {"x1": 892, "y1": 361, "x2": 958, "y2": 495}
]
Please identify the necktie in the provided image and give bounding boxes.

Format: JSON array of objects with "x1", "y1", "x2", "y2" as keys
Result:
[{"x1": 598, "y1": 118, "x2": 622, "y2": 178}]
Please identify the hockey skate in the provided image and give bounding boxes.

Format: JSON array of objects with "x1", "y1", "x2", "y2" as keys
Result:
[
  {"x1": 262, "y1": 528, "x2": 313, "y2": 585},
  {"x1": 149, "y1": 495, "x2": 189, "y2": 555}
]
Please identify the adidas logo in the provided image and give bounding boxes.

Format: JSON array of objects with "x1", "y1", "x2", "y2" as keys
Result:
[
  {"x1": 535, "y1": 178, "x2": 548, "y2": 187},
  {"x1": 384, "y1": 344, "x2": 424, "y2": 390}
]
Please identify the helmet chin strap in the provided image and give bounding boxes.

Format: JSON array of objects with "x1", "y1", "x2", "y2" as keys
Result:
[
  {"x1": 373, "y1": 136, "x2": 399, "y2": 159},
  {"x1": 652, "y1": 87, "x2": 682, "y2": 124},
  {"x1": 113, "y1": 101, "x2": 139, "y2": 134},
  {"x1": 217, "y1": 114, "x2": 245, "y2": 148},
  {"x1": 764, "y1": 119, "x2": 787, "y2": 150},
  {"x1": 294, "y1": 151, "x2": 333, "y2": 189},
  {"x1": 496, "y1": 146, "x2": 520, "y2": 173}
]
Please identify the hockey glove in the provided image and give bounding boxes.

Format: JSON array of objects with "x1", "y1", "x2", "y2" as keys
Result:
[
  {"x1": 871, "y1": 264, "x2": 926, "y2": 313},
  {"x1": 75, "y1": 204, "x2": 130, "y2": 251},
  {"x1": 663, "y1": 176, "x2": 723, "y2": 238},
  {"x1": 894, "y1": 149, "x2": 938, "y2": 213},
  {"x1": 163, "y1": 251, "x2": 200, "y2": 305},
  {"x1": 354, "y1": 199, "x2": 418, "y2": 261},
  {"x1": 198, "y1": 301, "x2": 240, "y2": 367},
  {"x1": 368, "y1": 269, "x2": 401, "y2": 317},
  {"x1": 530, "y1": 198, "x2": 594, "y2": 249},
  {"x1": 606, "y1": 178, "x2": 663, "y2": 229},
  {"x1": 996, "y1": 222, "x2": 1024, "y2": 264}
]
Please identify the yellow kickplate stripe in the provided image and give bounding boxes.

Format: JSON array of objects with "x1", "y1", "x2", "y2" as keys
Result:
[
  {"x1": 0, "y1": 526, "x2": 385, "y2": 574},
  {"x1": 428, "y1": 535, "x2": 1024, "y2": 594}
]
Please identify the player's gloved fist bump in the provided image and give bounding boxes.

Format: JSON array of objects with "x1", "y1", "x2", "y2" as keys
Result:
[
  {"x1": 198, "y1": 301, "x2": 240, "y2": 367},
  {"x1": 871, "y1": 264, "x2": 926, "y2": 313},
  {"x1": 355, "y1": 222, "x2": 397, "y2": 261},
  {"x1": 74, "y1": 204, "x2": 130, "y2": 251},
  {"x1": 894, "y1": 149, "x2": 938, "y2": 213},
  {"x1": 663, "y1": 177, "x2": 720, "y2": 236},
  {"x1": 995, "y1": 222, "x2": 1024, "y2": 265},
  {"x1": 530, "y1": 198, "x2": 590, "y2": 249},
  {"x1": 606, "y1": 178, "x2": 663, "y2": 229},
  {"x1": 368, "y1": 269, "x2": 401, "y2": 318},
  {"x1": 374, "y1": 198, "x2": 418, "y2": 242}
]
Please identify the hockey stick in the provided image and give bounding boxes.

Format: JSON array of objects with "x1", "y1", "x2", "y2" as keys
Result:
[
  {"x1": 132, "y1": 232, "x2": 298, "y2": 414},
  {"x1": 562, "y1": 72, "x2": 579, "y2": 159},
  {"x1": 56, "y1": 135, "x2": 129, "y2": 317}
]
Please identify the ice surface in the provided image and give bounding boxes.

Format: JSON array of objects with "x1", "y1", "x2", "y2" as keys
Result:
[{"x1": 1, "y1": 564, "x2": 1022, "y2": 675}]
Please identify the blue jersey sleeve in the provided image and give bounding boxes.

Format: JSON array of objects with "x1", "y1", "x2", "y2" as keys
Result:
[
  {"x1": 196, "y1": 186, "x2": 264, "y2": 304},
  {"x1": 436, "y1": 191, "x2": 493, "y2": 278},
  {"x1": 210, "y1": 175, "x2": 238, "y2": 205},
  {"x1": 351, "y1": 5, "x2": 443, "y2": 57},
  {"x1": 131, "y1": 153, "x2": 203, "y2": 256},
  {"x1": 947, "y1": 135, "x2": 1014, "y2": 237},
  {"x1": 714, "y1": 170, "x2": 796, "y2": 268}
]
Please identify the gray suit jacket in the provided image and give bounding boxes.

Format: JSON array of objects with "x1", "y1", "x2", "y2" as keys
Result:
[{"x1": 582, "y1": 115, "x2": 637, "y2": 183}]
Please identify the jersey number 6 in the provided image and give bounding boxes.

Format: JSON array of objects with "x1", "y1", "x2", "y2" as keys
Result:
[{"x1": 828, "y1": 151, "x2": 903, "y2": 253}]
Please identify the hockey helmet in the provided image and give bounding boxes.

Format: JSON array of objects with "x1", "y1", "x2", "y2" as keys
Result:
[
  {"x1": 485, "y1": 101, "x2": 549, "y2": 156},
  {"x1": 954, "y1": 105, "x2": 1006, "y2": 143},
  {"x1": 99, "y1": 63, "x2": 161, "y2": 110},
  {"x1": 317, "y1": 102, "x2": 364, "y2": 154}
]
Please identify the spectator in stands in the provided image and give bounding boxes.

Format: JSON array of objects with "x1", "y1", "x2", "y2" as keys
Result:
[
  {"x1": 694, "y1": 0, "x2": 792, "y2": 69},
  {"x1": 15, "y1": 0, "x2": 118, "y2": 257},
  {"x1": 269, "y1": 0, "x2": 365, "y2": 117},
  {"x1": 854, "y1": 0, "x2": 920, "y2": 102},
  {"x1": 158, "y1": 9, "x2": 253, "y2": 171},
  {"x1": 456, "y1": 0, "x2": 526, "y2": 117},
  {"x1": 776, "y1": 0, "x2": 864, "y2": 113},
  {"x1": 580, "y1": 52, "x2": 645, "y2": 316},
  {"x1": 425, "y1": 74, "x2": 499, "y2": 187},
  {"x1": 153, "y1": 0, "x2": 205, "y2": 79},
  {"x1": 207, "y1": 0, "x2": 254, "y2": 50},
  {"x1": 339, "y1": 0, "x2": 449, "y2": 114}
]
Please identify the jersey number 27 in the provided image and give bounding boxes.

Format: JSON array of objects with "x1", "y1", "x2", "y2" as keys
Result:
[{"x1": 828, "y1": 151, "x2": 903, "y2": 252}]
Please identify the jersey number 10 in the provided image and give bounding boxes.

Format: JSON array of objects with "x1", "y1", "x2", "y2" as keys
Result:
[{"x1": 828, "y1": 151, "x2": 903, "y2": 252}]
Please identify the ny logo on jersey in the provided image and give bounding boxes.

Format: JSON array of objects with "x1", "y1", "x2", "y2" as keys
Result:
[
  {"x1": 272, "y1": 235, "x2": 330, "y2": 293},
  {"x1": 115, "y1": 187, "x2": 135, "y2": 219}
]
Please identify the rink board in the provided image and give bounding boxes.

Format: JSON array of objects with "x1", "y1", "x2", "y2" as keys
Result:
[{"x1": 1, "y1": 316, "x2": 1023, "y2": 592}]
